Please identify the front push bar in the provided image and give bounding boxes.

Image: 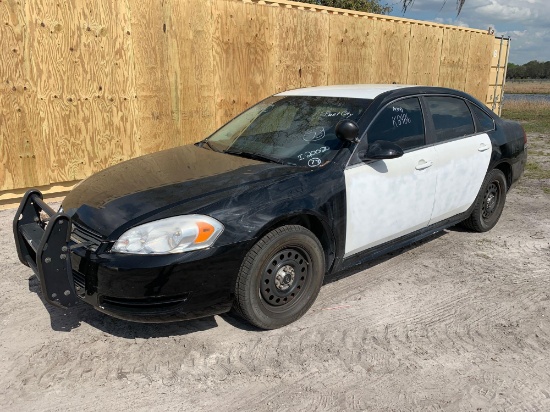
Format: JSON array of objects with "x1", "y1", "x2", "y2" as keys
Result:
[{"x1": 13, "y1": 189, "x2": 78, "y2": 308}]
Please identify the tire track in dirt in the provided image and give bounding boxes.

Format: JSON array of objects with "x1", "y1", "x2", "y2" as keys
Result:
[{"x1": 8, "y1": 254, "x2": 550, "y2": 409}]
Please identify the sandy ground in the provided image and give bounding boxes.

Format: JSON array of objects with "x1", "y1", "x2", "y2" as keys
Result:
[{"x1": 1, "y1": 134, "x2": 549, "y2": 411}]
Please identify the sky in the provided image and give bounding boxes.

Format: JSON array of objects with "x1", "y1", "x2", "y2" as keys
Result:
[{"x1": 388, "y1": 0, "x2": 549, "y2": 64}]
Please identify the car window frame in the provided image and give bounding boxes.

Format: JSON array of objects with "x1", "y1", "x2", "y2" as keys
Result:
[
  {"x1": 204, "y1": 95, "x2": 374, "y2": 168},
  {"x1": 467, "y1": 101, "x2": 496, "y2": 133},
  {"x1": 421, "y1": 94, "x2": 481, "y2": 146},
  {"x1": 347, "y1": 95, "x2": 429, "y2": 168}
]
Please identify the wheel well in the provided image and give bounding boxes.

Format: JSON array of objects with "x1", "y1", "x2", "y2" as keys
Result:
[
  {"x1": 494, "y1": 162, "x2": 512, "y2": 191},
  {"x1": 256, "y1": 215, "x2": 335, "y2": 273}
]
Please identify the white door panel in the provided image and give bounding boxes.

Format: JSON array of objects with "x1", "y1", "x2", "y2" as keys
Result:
[
  {"x1": 429, "y1": 133, "x2": 492, "y2": 225},
  {"x1": 344, "y1": 147, "x2": 437, "y2": 257}
]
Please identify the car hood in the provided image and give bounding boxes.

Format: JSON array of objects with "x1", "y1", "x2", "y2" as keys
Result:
[{"x1": 63, "y1": 144, "x2": 300, "y2": 238}]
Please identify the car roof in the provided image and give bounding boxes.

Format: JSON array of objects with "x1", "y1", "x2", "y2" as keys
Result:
[
  {"x1": 276, "y1": 84, "x2": 417, "y2": 100},
  {"x1": 276, "y1": 84, "x2": 492, "y2": 116}
]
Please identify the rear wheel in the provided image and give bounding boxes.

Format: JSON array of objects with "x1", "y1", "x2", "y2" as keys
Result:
[
  {"x1": 233, "y1": 225, "x2": 325, "y2": 329},
  {"x1": 462, "y1": 169, "x2": 507, "y2": 232}
]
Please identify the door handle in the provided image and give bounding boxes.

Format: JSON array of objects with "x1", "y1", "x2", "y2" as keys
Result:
[
  {"x1": 478, "y1": 143, "x2": 490, "y2": 152},
  {"x1": 415, "y1": 160, "x2": 433, "y2": 170}
]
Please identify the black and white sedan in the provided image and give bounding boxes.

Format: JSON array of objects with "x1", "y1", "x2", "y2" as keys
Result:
[{"x1": 14, "y1": 85, "x2": 527, "y2": 329}]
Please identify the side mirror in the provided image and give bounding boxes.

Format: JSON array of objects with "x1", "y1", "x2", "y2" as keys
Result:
[
  {"x1": 362, "y1": 140, "x2": 404, "y2": 160},
  {"x1": 335, "y1": 120, "x2": 360, "y2": 143}
]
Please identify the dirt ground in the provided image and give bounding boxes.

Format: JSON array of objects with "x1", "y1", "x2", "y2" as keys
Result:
[{"x1": 1, "y1": 134, "x2": 549, "y2": 412}]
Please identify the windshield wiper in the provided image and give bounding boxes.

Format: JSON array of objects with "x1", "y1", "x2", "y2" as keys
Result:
[{"x1": 224, "y1": 150, "x2": 294, "y2": 166}]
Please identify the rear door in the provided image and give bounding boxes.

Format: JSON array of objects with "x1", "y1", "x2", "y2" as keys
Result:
[
  {"x1": 344, "y1": 97, "x2": 437, "y2": 257},
  {"x1": 424, "y1": 96, "x2": 492, "y2": 224}
]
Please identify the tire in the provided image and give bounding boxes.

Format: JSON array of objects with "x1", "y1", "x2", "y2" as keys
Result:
[
  {"x1": 462, "y1": 169, "x2": 507, "y2": 232},
  {"x1": 233, "y1": 225, "x2": 325, "y2": 329}
]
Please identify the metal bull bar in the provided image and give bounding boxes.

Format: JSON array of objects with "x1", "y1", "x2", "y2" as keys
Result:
[{"x1": 13, "y1": 189, "x2": 78, "y2": 308}]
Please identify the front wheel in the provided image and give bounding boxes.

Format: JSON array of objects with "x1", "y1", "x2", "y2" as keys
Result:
[
  {"x1": 462, "y1": 169, "x2": 507, "y2": 232},
  {"x1": 233, "y1": 225, "x2": 325, "y2": 329}
]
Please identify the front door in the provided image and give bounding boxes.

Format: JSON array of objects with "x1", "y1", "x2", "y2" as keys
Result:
[{"x1": 344, "y1": 97, "x2": 436, "y2": 257}]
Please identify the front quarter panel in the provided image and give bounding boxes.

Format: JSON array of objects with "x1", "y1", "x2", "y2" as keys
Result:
[{"x1": 202, "y1": 162, "x2": 348, "y2": 272}]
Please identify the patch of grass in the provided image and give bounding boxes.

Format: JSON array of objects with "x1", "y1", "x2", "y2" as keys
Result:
[
  {"x1": 501, "y1": 99, "x2": 550, "y2": 134},
  {"x1": 476, "y1": 238, "x2": 494, "y2": 246},
  {"x1": 505, "y1": 80, "x2": 550, "y2": 94},
  {"x1": 525, "y1": 162, "x2": 550, "y2": 180},
  {"x1": 496, "y1": 100, "x2": 549, "y2": 188}
]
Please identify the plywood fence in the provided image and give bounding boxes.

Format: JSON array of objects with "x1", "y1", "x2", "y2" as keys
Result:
[
  {"x1": 486, "y1": 36, "x2": 511, "y2": 116},
  {"x1": 1, "y1": 0, "x2": 498, "y2": 204}
]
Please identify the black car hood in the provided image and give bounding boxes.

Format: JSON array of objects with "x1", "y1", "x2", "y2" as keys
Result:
[{"x1": 63, "y1": 144, "x2": 300, "y2": 237}]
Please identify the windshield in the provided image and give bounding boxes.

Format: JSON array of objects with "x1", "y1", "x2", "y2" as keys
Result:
[{"x1": 205, "y1": 96, "x2": 372, "y2": 167}]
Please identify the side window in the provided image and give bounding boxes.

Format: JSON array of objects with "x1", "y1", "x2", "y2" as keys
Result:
[
  {"x1": 426, "y1": 96, "x2": 475, "y2": 142},
  {"x1": 470, "y1": 104, "x2": 495, "y2": 132},
  {"x1": 367, "y1": 97, "x2": 425, "y2": 151}
]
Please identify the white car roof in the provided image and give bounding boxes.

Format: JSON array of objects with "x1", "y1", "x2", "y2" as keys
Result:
[{"x1": 276, "y1": 84, "x2": 416, "y2": 100}]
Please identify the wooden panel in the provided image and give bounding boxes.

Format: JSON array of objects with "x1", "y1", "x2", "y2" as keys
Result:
[
  {"x1": 490, "y1": 38, "x2": 509, "y2": 68},
  {"x1": 486, "y1": 37, "x2": 509, "y2": 115},
  {"x1": 295, "y1": 8, "x2": 329, "y2": 88},
  {"x1": 488, "y1": 67, "x2": 506, "y2": 86},
  {"x1": 0, "y1": 0, "x2": 47, "y2": 191},
  {"x1": 500, "y1": 39, "x2": 510, "y2": 68},
  {"x1": 486, "y1": 85, "x2": 503, "y2": 102},
  {"x1": 328, "y1": 15, "x2": 375, "y2": 84},
  {"x1": 272, "y1": 4, "x2": 330, "y2": 92},
  {"x1": 407, "y1": 25, "x2": 443, "y2": 86},
  {"x1": 438, "y1": 28, "x2": 471, "y2": 90},
  {"x1": 129, "y1": 0, "x2": 176, "y2": 154},
  {"x1": 213, "y1": 0, "x2": 278, "y2": 127},
  {"x1": 273, "y1": 5, "x2": 301, "y2": 92},
  {"x1": 27, "y1": 0, "x2": 139, "y2": 186},
  {"x1": 492, "y1": 101, "x2": 502, "y2": 114},
  {"x1": 369, "y1": 19, "x2": 409, "y2": 84},
  {"x1": 165, "y1": 0, "x2": 216, "y2": 142},
  {"x1": 465, "y1": 33, "x2": 493, "y2": 102}
]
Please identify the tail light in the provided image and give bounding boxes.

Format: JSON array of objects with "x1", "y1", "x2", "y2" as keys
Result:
[{"x1": 522, "y1": 126, "x2": 527, "y2": 145}]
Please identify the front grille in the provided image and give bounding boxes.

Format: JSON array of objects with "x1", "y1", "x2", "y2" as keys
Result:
[
  {"x1": 71, "y1": 222, "x2": 103, "y2": 251},
  {"x1": 72, "y1": 270, "x2": 86, "y2": 296},
  {"x1": 100, "y1": 294, "x2": 190, "y2": 315}
]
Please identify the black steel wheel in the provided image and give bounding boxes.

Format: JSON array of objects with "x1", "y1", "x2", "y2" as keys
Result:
[
  {"x1": 233, "y1": 225, "x2": 325, "y2": 329},
  {"x1": 462, "y1": 169, "x2": 507, "y2": 232},
  {"x1": 260, "y1": 248, "x2": 310, "y2": 307}
]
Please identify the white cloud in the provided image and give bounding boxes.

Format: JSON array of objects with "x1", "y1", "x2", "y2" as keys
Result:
[
  {"x1": 471, "y1": 0, "x2": 545, "y2": 25},
  {"x1": 393, "y1": 0, "x2": 550, "y2": 63},
  {"x1": 434, "y1": 17, "x2": 470, "y2": 27}
]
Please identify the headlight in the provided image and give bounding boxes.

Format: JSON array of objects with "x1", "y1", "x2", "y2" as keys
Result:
[{"x1": 111, "y1": 215, "x2": 224, "y2": 255}]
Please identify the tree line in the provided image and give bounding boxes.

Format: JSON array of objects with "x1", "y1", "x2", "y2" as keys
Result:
[
  {"x1": 300, "y1": 0, "x2": 392, "y2": 14},
  {"x1": 507, "y1": 61, "x2": 550, "y2": 79}
]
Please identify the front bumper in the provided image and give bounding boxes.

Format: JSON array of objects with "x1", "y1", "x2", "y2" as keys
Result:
[{"x1": 13, "y1": 190, "x2": 248, "y2": 322}]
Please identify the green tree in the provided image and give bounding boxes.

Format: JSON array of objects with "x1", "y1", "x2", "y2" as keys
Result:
[
  {"x1": 300, "y1": 0, "x2": 392, "y2": 14},
  {"x1": 524, "y1": 61, "x2": 544, "y2": 79},
  {"x1": 506, "y1": 61, "x2": 550, "y2": 80}
]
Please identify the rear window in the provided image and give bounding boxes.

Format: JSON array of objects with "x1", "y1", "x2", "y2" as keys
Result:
[
  {"x1": 470, "y1": 104, "x2": 495, "y2": 132},
  {"x1": 426, "y1": 96, "x2": 475, "y2": 142}
]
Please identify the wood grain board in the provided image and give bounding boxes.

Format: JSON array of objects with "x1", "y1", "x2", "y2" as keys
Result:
[
  {"x1": 0, "y1": 0, "x2": 504, "y2": 197},
  {"x1": 487, "y1": 37, "x2": 510, "y2": 115},
  {"x1": 407, "y1": 25, "x2": 444, "y2": 86}
]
